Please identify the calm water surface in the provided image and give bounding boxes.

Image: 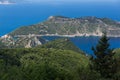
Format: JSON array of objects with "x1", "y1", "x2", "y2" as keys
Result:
[
  {"x1": 42, "y1": 36, "x2": 120, "y2": 55},
  {"x1": 0, "y1": 2, "x2": 120, "y2": 36}
]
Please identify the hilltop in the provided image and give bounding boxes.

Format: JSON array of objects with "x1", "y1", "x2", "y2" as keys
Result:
[
  {"x1": 39, "y1": 38, "x2": 84, "y2": 53},
  {"x1": 9, "y1": 16, "x2": 120, "y2": 37}
]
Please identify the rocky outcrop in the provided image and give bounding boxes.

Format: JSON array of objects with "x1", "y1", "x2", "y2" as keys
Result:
[{"x1": 0, "y1": 34, "x2": 47, "y2": 48}]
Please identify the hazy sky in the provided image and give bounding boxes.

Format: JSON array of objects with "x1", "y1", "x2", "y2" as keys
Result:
[
  {"x1": 25, "y1": 0, "x2": 120, "y2": 6},
  {"x1": 27, "y1": 0, "x2": 119, "y2": 3},
  {"x1": 0, "y1": 0, "x2": 119, "y2": 4}
]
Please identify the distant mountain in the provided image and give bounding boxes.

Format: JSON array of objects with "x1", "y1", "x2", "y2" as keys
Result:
[
  {"x1": 1, "y1": 16, "x2": 120, "y2": 48},
  {"x1": 9, "y1": 16, "x2": 120, "y2": 37}
]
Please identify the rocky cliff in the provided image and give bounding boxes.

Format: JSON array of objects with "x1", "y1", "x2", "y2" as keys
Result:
[{"x1": 0, "y1": 34, "x2": 46, "y2": 48}]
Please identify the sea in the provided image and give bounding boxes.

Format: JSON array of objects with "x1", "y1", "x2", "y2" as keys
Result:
[
  {"x1": 0, "y1": 2, "x2": 120, "y2": 54},
  {"x1": 42, "y1": 36, "x2": 120, "y2": 55}
]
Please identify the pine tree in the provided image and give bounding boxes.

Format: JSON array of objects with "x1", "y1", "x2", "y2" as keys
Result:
[{"x1": 90, "y1": 32, "x2": 117, "y2": 78}]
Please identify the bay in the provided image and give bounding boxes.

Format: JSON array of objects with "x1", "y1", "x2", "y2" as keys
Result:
[
  {"x1": 0, "y1": 2, "x2": 120, "y2": 54},
  {"x1": 42, "y1": 36, "x2": 120, "y2": 55}
]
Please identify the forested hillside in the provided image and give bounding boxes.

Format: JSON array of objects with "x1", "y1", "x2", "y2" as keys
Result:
[
  {"x1": 0, "y1": 48, "x2": 91, "y2": 80},
  {"x1": 0, "y1": 32, "x2": 120, "y2": 80}
]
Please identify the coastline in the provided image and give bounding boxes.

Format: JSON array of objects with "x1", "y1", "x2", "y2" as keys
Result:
[{"x1": 1, "y1": 34, "x2": 120, "y2": 38}]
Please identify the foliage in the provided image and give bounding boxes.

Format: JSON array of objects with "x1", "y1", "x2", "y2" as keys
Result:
[
  {"x1": 0, "y1": 48, "x2": 91, "y2": 80},
  {"x1": 0, "y1": 34, "x2": 120, "y2": 80},
  {"x1": 113, "y1": 48, "x2": 120, "y2": 79},
  {"x1": 90, "y1": 33, "x2": 117, "y2": 79},
  {"x1": 39, "y1": 38, "x2": 84, "y2": 53}
]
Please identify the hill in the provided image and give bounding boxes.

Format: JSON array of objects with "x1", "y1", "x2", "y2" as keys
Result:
[
  {"x1": 0, "y1": 48, "x2": 91, "y2": 80},
  {"x1": 0, "y1": 36, "x2": 84, "y2": 55},
  {"x1": 9, "y1": 16, "x2": 120, "y2": 37},
  {"x1": 39, "y1": 38, "x2": 84, "y2": 54}
]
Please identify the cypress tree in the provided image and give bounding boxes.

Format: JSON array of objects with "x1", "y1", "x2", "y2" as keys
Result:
[{"x1": 90, "y1": 32, "x2": 117, "y2": 78}]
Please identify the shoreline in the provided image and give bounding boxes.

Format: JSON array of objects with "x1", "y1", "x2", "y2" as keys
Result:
[{"x1": 1, "y1": 34, "x2": 120, "y2": 38}]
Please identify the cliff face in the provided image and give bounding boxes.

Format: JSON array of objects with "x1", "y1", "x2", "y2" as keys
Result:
[
  {"x1": 0, "y1": 35, "x2": 47, "y2": 48},
  {"x1": 9, "y1": 16, "x2": 120, "y2": 37}
]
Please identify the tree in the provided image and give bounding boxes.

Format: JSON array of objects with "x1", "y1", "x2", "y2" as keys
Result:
[
  {"x1": 90, "y1": 32, "x2": 117, "y2": 78},
  {"x1": 0, "y1": 49, "x2": 20, "y2": 66}
]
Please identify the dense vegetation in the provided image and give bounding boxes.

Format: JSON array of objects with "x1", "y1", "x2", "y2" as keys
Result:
[
  {"x1": 0, "y1": 48, "x2": 92, "y2": 80},
  {"x1": 39, "y1": 38, "x2": 84, "y2": 53},
  {"x1": 0, "y1": 35, "x2": 120, "y2": 80},
  {"x1": 113, "y1": 48, "x2": 120, "y2": 79},
  {"x1": 90, "y1": 33, "x2": 117, "y2": 79},
  {"x1": 9, "y1": 16, "x2": 120, "y2": 36}
]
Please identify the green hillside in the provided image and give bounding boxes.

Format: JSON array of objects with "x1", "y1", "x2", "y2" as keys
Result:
[
  {"x1": 9, "y1": 16, "x2": 120, "y2": 37},
  {"x1": 114, "y1": 48, "x2": 120, "y2": 59},
  {"x1": 39, "y1": 38, "x2": 84, "y2": 53},
  {"x1": 0, "y1": 34, "x2": 120, "y2": 80},
  {"x1": 114, "y1": 48, "x2": 120, "y2": 75},
  {"x1": 0, "y1": 48, "x2": 91, "y2": 80}
]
